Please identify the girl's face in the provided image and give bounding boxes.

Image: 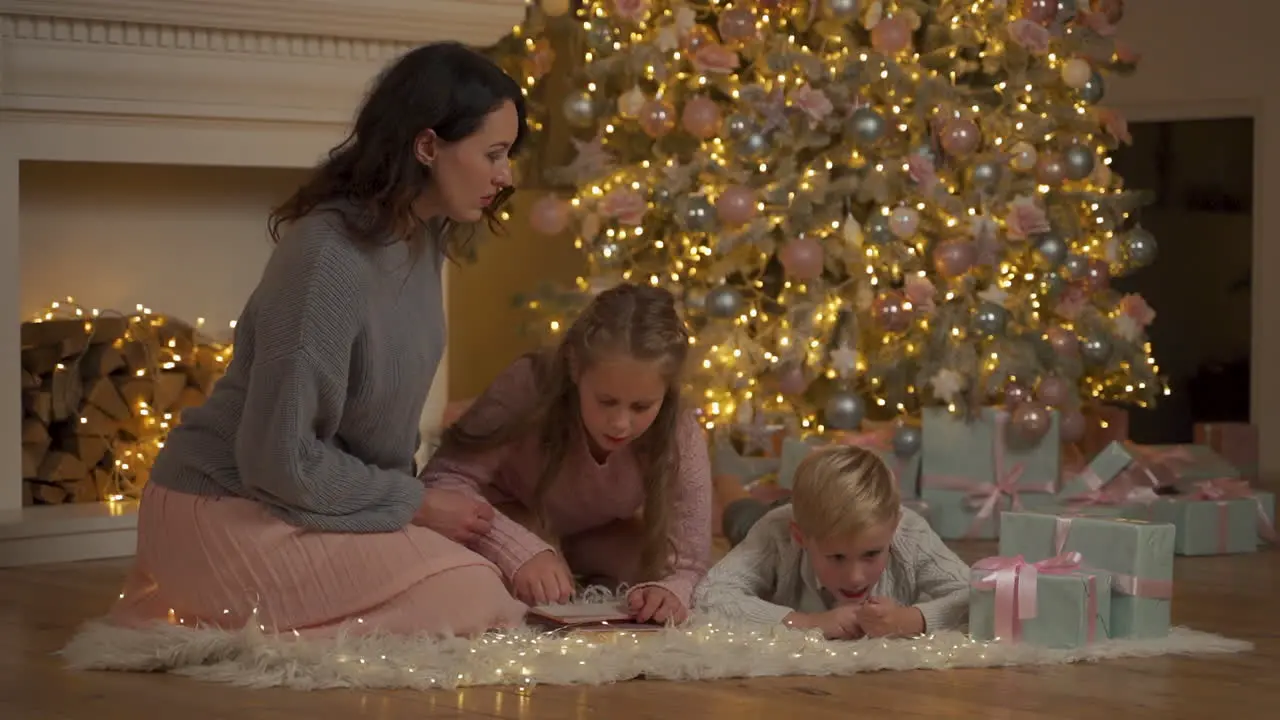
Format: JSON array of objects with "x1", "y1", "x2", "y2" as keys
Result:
[
  {"x1": 791, "y1": 516, "x2": 898, "y2": 604},
  {"x1": 574, "y1": 353, "x2": 669, "y2": 457}
]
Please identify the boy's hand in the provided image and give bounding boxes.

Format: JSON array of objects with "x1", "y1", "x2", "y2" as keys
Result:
[
  {"x1": 785, "y1": 605, "x2": 863, "y2": 640},
  {"x1": 858, "y1": 597, "x2": 925, "y2": 638}
]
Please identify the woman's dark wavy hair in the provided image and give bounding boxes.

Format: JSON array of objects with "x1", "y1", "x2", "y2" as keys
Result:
[{"x1": 268, "y1": 41, "x2": 528, "y2": 259}]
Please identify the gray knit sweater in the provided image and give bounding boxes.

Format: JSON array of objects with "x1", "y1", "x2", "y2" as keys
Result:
[{"x1": 148, "y1": 207, "x2": 444, "y2": 533}]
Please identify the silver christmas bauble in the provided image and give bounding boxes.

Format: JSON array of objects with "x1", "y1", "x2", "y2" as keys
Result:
[
  {"x1": 824, "y1": 390, "x2": 866, "y2": 430},
  {"x1": 1080, "y1": 71, "x2": 1105, "y2": 105},
  {"x1": 1055, "y1": 0, "x2": 1078, "y2": 22},
  {"x1": 970, "y1": 160, "x2": 1003, "y2": 189},
  {"x1": 865, "y1": 212, "x2": 895, "y2": 245},
  {"x1": 973, "y1": 302, "x2": 1009, "y2": 336},
  {"x1": 821, "y1": 0, "x2": 861, "y2": 21},
  {"x1": 562, "y1": 91, "x2": 596, "y2": 128},
  {"x1": 725, "y1": 114, "x2": 753, "y2": 139},
  {"x1": 705, "y1": 285, "x2": 743, "y2": 318},
  {"x1": 1081, "y1": 335, "x2": 1112, "y2": 365},
  {"x1": 1123, "y1": 227, "x2": 1158, "y2": 269},
  {"x1": 892, "y1": 425, "x2": 922, "y2": 457},
  {"x1": 849, "y1": 107, "x2": 888, "y2": 145},
  {"x1": 1064, "y1": 254, "x2": 1089, "y2": 279},
  {"x1": 1034, "y1": 232, "x2": 1069, "y2": 269},
  {"x1": 1063, "y1": 145, "x2": 1096, "y2": 180},
  {"x1": 740, "y1": 132, "x2": 770, "y2": 159},
  {"x1": 682, "y1": 196, "x2": 716, "y2": 231}
]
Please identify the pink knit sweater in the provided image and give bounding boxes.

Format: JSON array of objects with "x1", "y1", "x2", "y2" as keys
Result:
[{"x1": 419, "y1": 356, "x2": 713, "y2": 610}]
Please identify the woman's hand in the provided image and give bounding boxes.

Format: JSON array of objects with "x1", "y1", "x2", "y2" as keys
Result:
[
  {"x1": 413, "y1": 488, "x2": 495, "y2": 544},
  {"x1": 511, "y1": 550, "x2": 576, "y2": 606},
  {"x1": 628, "y1": 586, "x2": 688, "y2": 625}
]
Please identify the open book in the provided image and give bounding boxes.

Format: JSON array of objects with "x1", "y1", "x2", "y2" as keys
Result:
[{"x1": 526, "y1": 601, "x2": 661, "y2": 632}]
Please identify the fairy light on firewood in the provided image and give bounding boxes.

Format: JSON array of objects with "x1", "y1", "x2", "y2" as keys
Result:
[{"x1": 19, "y1": 296, "x2": 233, "y2": 506}]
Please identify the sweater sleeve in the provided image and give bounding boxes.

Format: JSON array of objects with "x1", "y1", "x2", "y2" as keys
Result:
[
  {"x1": 899, "y1": 510, "x2": 972, "y2": 632},
  {"x1": 692, "y1": 509, "x2": 796, "y2": 625},
  {"x1": 418, "y1": 357, "x2": 556, "y2": 579},
  {"x1": 234, "y1": 237, "x2": 423, "y2": 532},
  {"x1": 628, "y1": 411, "x2": 713, "y2": 612}
]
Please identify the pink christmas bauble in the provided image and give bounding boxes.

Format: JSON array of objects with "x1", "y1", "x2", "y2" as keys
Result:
[
  {"x1": 1047, "y1": 326, "x2": 1080, "y2": 357},
  {"x1": 1035, "y1": 152, "x2": 1067, "y2": 185},
  {"x1": 779, "y1": 236, "x2": 825, "y2": 280},
  {"x1": 888, "y1": 206, "x2": 920, "y2": 238},
  {"x1": 932, "y1": 238, "x2": 976, "y2": 278},
  {"x1": 529, "y1": 194, "x2": 570, "y2": 235},
  {"x1": 1024, "y1": 0, "x2": 1057, "y2": 24},
  {"x1": 639, "y1": 99, "x2": 677, "y2": 138},
  {"x1": 940, "y1": 118, "x2": 981, "y2": 157},
  {"x1": 1083, "y1": 258, "x2": 1110, "y2": 291},
  {"x1": 716, "y1": 185, "x2": 757, "y2": 227},
  {"x1": 1004, "y1": 382, "x2": 1031, "y2": 409},
  {"x1": 717, "y1": 7, "x2": 757, "y2": 45},
  {"x1": 777, "y1": 365, "x2": 809, "y2": 396},
  {"x1": 871, "y1": 15, "x2": 912, "y2": 54},
  {"x1": 872, "y1": 290, "x2": 911, "y2": 332},
  {"x1": 1036, "y1": 375, "x2": 1073, "y2": 407},
  {"x1": 681, "y1": 96, "x2": 722, "y2": 139}
]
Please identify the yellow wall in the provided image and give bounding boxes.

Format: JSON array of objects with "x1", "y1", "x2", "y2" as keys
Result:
[{"x1": 446, "y1": 192, "x2": 584, "y2": 399}]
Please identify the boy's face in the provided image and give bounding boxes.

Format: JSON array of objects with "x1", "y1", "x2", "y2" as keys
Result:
[{"x1": 791, "y1": 515, "x2": 898, "y2": 604}]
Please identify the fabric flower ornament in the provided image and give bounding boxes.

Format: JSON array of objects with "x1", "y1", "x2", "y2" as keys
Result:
[
  {"x1": 1114, "y1": 293, "x2": 1155, "y2": 341},
  {"x1": 1004, "y1": 195, "x2": 1050, "y2": 240},
  {"x1": 904, "y1": 274, "x2": 937, "y2": 314},
  {"x1": 907, "y1": 153, "x2": 938, "y2": 191},
  {"x1": 1008, "y1": 19, "x2": 1051, "y2": 55},
  {"x1": 788, "y1": 85, "x2": 834, "y2": 125},
  {"x1": 610, "y1": 0, "x2": 649, "y2": 23},
  {"x1": 1096, "y1": 107, "x2": 1132, "y2": 145},
  {"x1": 1054, "y1": 285, "x2": 1089, "y2": 321},
  {"x1": 600, "y1": 189, "x2": 646, "y2": 226},
  {"x1": 692, "y1": 44, "x2": 741, "y2": 74}
]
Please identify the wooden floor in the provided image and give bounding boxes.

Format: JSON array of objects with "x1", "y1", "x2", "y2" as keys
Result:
[{"x1": 2, "y1": 543, "x2": 1277, "y2": 719}]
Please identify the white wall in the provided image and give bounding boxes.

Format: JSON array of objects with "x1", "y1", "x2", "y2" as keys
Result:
[
  {"x1": 1106, "y1": 1, "x2": 1280, "y2": 480},
  {"x1": 19, "y1": 162, "x2": 302, "y2": 332}
]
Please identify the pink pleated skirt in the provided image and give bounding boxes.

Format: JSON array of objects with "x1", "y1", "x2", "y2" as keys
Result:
[{"x1": 107, "y1": 483, "x2": 527, "y2": 638}]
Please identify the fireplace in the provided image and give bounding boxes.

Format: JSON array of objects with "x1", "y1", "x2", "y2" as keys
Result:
[{"x1": 0, "y1": 0, "x2": 527, "y2": 566}]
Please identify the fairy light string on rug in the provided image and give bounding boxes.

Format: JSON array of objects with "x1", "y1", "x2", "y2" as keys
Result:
[{"x1": 27, "y1": 297, "x2": 234, "y2": 502}]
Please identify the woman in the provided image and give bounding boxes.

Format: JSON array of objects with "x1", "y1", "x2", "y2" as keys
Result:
[{"x1": 107, "y1": 42, "x2": 529, "y2": 638}]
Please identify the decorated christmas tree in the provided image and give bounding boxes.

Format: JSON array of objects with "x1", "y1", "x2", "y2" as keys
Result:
[{"x1": 493, "y1": 0, "x2": 1160, "y2": 451}]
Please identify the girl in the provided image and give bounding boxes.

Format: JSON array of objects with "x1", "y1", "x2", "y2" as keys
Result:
[
  {"x1": 695, "y1": 444, "x2": 970, "y2": 639},
  {"x1": 420, "y1": 283, "x2": 712, "y2": 625},
  {"x1": 104, "y1": 42, "x2": 530, "y2": 638}
]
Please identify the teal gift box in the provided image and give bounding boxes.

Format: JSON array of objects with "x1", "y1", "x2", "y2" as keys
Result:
[
  {"x1": 1256, "y1": 491, "x2": 1276, "y2": 547},
  {"x1": 1138, "y1": 495, "x2": 1258, "y2": 556},
  {"x1": 921, "y1": 407, "x2": 1060, "y2": 495},
  {"x1": 776, "y1": 432, "x2": 921, "y2": 498},
  {"x1": 1137, "y1": 444, "x2": 1240, "y2": 489},
  {"x1": 919, "y1": 488, "x2": 1058, "y2": 540},
  {"x1": 998, "y1": 511, "x2": 1174, "y2": 639},
  {"x1": 969, "y1": 555, "x2": 1112, "y2": 649},
  {"x1": 713, "y1": 440, "x2": 779, "y2": 485},
  {"x1": 1059, "y1": 441, "x2": 1147, "y2": 498}
]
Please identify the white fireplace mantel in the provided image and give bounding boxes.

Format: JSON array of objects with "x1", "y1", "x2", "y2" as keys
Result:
[{"x1": 0, "y1": 0, "x2": 528, "y2": 566}]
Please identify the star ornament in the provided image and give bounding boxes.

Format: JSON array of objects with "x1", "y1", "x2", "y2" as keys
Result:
[
  {"x1": 829, "y1": 345, "x2": 859, "y2": 378},
  {"x1": 930, "y1": 368, "x2": 965, "y2": 404}
]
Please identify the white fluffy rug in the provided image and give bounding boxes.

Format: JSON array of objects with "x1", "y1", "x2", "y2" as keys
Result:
[{"x1": 59, "y1": 615, "x2": 1251, "y2": 690}]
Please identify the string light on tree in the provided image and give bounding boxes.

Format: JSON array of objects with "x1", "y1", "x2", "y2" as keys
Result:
[{"x1": 491, "y1": 0, "x2": 1163, "y2": 444}]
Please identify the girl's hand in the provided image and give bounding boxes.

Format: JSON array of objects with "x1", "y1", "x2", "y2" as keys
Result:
[
  {"x1": 414, "y1": 488, "x2": 495, "y2": 544},
  {"x1": 628, "y1": 586, "x2": 687, "y2": 625},
  {"x1": 511, "y1": 550, "x2": 576, "y2": 606},
  {"x1": 858, "y1": 597, "x2": 925, "y2": 638}
]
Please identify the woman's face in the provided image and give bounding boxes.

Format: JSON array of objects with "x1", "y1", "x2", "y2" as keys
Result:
[{"x1": 421, "y1": 99, "x2": 519, "y2": 223}]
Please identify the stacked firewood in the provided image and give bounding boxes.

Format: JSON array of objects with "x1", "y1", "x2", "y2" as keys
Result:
[{"x1": 19, "y1": 304, "x2": 231, "y2": 505}]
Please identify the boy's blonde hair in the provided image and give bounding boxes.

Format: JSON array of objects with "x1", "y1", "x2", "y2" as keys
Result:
[{"x1": 790, "y1": 444, "x2": 900, "y2": 540}]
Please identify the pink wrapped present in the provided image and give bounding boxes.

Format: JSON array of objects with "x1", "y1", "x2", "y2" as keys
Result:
[
  {"x1": 1080, "y1": 405, "x2": 1129, "y2": 459},
  {"x1": 1194, "y1": 422, "x2": 1259, "y2": 481}
]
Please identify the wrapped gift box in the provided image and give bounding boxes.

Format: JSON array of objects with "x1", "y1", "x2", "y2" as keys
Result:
[
  {"x1": 1059, "y1": 441, "x2": 1154, "y2": 499},
  {"x1": 998, "y1": 511, "x2": 1174, "y2": 639},
  {"x1": 776, "y1": 431, "x2": 921, "y2": 498},
  {"x1": 1135, "y1": 444, "x2": 1240, "y2": 489},
  {"x1": 1134, "y1": 479, "x2": 1272, "y2": 555},
  {"x1": 1194, "y1": 422, "x2": 1258, "y2": 481},
  {"x1": 969, "y1": 553, "x2": 1112, "y2": 649},
  {"x1": 919, "y1": 488, "x2": 1059, "y2": 540},
  {"x1": 713, "y1": 440, "x2": 781, "y2": 486},
  {"x1": 922, "y1": 407, "x2": 1060, "y2": 495}
]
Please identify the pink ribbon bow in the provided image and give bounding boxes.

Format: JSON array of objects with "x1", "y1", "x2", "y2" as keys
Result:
[
  {"x1": 922, "y1": 410, "x2": 1039, "y2": 537},
  {"x1": 971, "y1": 552, "x2": 1099, "y2": 643},
  {"x1": 1192, "y1": 478, "x2": 1277, "y2": 548}
]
